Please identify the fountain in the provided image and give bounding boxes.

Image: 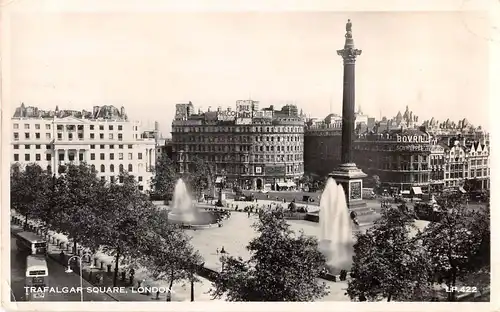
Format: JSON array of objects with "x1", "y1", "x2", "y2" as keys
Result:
[
  {"x1": 318, "y1": 178, "x2": 355, "y2": 273},
  {"x1": 167, "y1": 179, "x2": 220, "y2": 227}
]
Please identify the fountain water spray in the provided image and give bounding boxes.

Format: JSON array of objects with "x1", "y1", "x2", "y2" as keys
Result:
[{"x1": 318, "y1": 178, "x2": 354, "y2": 272}]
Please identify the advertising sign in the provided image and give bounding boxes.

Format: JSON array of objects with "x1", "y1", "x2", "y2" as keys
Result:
[
  {"x1": 253, "y1": 111, "x2": 273, "y2": 119},
  {"x1": 235, "y1": 100, "x2": 253, "y2": 125},
  {"x1": 217, "y1": 110, "x2": 237, "y2": 121},
  {"x1": 396, "y1": 134, "x2": 429, "y2": 143},
  {"x1": 264, "y1": 165, "x2": 286, "y2": 176}
]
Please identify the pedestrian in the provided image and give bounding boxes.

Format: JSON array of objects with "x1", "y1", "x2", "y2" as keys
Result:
[
  {"x1": 216, "y1": 248, "x2": 219, "y2": 254},
  {"x1": 59, "y1": 250, "x2": 65, "y2": 263},
  {"x1": 221, "y1": 246, "x2": 226, "y2": 254}
]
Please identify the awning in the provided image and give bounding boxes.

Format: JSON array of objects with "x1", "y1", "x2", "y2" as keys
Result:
[
  {"x1": 401, "y1": 190, "x2": 410, "y2": 195},
  {"x1": 458, "y1": 186, "x2": 467, "y2": 194},
  {"x1": 215, "y1": 177, "x2": 223, "y2": 183},
  {"x1": 412, "y1": 187, "x2": 423, "y2": 195},
  {"x1": 287, "y1": 182, "x2": 296, "y2": 187},
  {"x1": 277, "y1": 182, "x2": 288, "y2": 187}
]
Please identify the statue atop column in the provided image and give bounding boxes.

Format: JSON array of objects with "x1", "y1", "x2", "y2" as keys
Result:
[{"x1": 345, "y1": 19, "x2": 352, "y2": 38}]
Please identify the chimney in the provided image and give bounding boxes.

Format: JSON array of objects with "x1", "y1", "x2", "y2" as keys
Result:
[
  {"x1": 154, "y1": 121, "x2": 159, "y2": 131},
  {"x1": 93, "y1": 106, "x2": 99, "y2": 118},
  {"x1": 120, "y1": 106, "x2": 126, "y2": 117}
]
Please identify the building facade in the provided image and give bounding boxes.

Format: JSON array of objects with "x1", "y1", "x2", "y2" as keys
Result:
[
  {"x1": 353, "y1": 129, "x2": 432, "y2": 195},
  {"x1": 171, "y1": 100, "x2": 305, "y2": 190},
  {"x1": 11, "y1": 103, "x2": 156, "y2": 191}
]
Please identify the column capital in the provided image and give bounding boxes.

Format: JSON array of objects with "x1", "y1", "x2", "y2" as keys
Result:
[{"x1": 337, "y1": 48, "x2": 362, "y2": 64}]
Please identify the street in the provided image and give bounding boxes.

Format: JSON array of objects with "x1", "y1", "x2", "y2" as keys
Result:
[{"x1": 10, "y1": 235, "x2": 115, "y2": 302}]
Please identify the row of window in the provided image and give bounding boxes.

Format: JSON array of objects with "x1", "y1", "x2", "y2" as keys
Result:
[
  {"x1": 13, "y1": 123, "x2": 127, "y2": 131},
  {"x1": 13, "y1": 152, "x2": 146, "y2": 163},
  {"x1": 13, "y1": 132, "x2": 126, "y2": 141},
  {"x1": 13, "y1": 144, "x2": 141, "y2": 150},
  {"x1": 174, "y1": 125, "x2": 303, "y2": 133},
  {"x1": 88, "y1": 152, "x2": 141, "y2": 161}
]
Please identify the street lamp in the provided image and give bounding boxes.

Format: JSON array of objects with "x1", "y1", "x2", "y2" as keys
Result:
[{"x1": 65, "y1": 252, "x2": 95, "y2": 302}]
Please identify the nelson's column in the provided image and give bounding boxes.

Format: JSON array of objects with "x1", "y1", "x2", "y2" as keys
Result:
[{"x1": 329, "y1": 19, "x2": 371, "y2": 215}]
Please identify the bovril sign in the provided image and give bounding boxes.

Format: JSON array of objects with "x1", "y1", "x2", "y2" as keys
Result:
[{"x1": 396, "y1": 134, "x2": 429, "y2": 143}]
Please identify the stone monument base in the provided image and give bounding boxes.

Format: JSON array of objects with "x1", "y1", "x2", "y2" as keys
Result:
[{"x1": 329, "y1": 163, "x2": 373, "y2": 217}]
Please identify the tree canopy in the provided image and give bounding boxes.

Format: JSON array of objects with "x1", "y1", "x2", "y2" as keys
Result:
[
  {"x1": 347, "y1": 205, "x2": 433, "y2": 302},
  {"x1": 210, "y1": 206, "x2": 329, "y2": 301}
]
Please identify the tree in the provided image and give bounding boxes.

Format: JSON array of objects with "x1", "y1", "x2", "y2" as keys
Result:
[
  {"x1": 150, "y1": 153, "x2": 179, "y2": 201},
  {"x1": 138, "y1": 210, "x2": 203, "y2": 301},
  {"x1": 419, "y1": 194, "x2": 486, "y2": 301},
  {"x1": 347, "y1": 206, "x2": 433, "y2": 302},
  {"x1": 210, "y1": 206, "x2": 329, "y2": 301},
  {"x1": 52, "y1": 163, "x2": 105, "y2": 253},
  {"x1": 185, "y1": 156, "x2": 213, "y2": 198},
  {"x1": 11, "y1": 164, "x2": 52, "y2": 229},
  {"x1": 97, "y1": 171, "x2": 157, "y2": 287}
]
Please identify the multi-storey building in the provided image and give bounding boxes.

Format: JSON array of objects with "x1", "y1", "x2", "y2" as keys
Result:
[
  {"x1": 11, "y1": 103, "x2": 156, "y2": 191},
  {"x1": 352, "y1": 128, "x2": 432, "y2": 195},
  {"x1": 171, "y1": 100, "x2": 305, "y2": 190}
]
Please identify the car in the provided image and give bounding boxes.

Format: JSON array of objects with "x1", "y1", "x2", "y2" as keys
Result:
[{"x1": 259, "y1": 189, "x2": 269, "y2": 194}]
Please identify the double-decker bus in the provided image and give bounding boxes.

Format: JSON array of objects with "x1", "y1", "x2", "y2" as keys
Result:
[
  {"x1": 25, "y1": 255, "x2": 49, "y2": 301},
  {"x1": 15, "y1": 231, "x2": 47, "y2": 255}
]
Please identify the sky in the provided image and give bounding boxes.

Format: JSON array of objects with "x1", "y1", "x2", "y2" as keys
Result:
[{"x1": 7, "y1": 10, "x2": 491, "y2": 136}]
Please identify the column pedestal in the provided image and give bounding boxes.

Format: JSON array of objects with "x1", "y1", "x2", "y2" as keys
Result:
[{"x1": 329, "y1": 163, "x2": 372, "y2": 216}]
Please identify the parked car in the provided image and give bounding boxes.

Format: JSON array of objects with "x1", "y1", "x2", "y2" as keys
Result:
[{"x1": 414, "y1": 202, "x2": 443, "y2": 222}]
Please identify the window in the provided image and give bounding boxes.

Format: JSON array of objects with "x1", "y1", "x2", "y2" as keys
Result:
[
  {"x1": 77, "y1": 125, "x2": 84, "y2": 131},
  {"x1": 138, "y1": 176, "x2": 143, "y2": 182},
  {"x1": 25, "y1": 144, "x2": 30, "y2": 149},
  {"x1": 46, "y1": 124, "x2": 51, "y2": 130},
  {"x1": 119, "y1": 145, "x2": 123, "y2": 149},
  {"x1": 46, "y1": 154, "x2": 51, "y2": 161},
  {"x1": 100, "y1": 176, "x2": 105, "y2": 182},
  {"x1": 57, "y1": 125, "x2": 63, "y2": 131},
  {"x1": 118, "y1": 134, "x2": 123, "y2": 141},
  {"x1": 109, "y1": 133, "x2": 113, "y2": 139},
  {"x1": 100, "y1": 164, "x2": 105, "y2": 173},
  {"x1": 13, "y1": 124, "x2": 19, "y2": 129},
  {"x1": 35, "y1": 133, "x2": 40, "y2": 139},
  {"x1": 110, "y1": 153, "x2": 115, "y2": 160},
  {"x1": 110, "y1": 164, "x2": 115, "y2": 172},
  {"x1": 118, "y1": 125, "x2": 122, "y2": 130},
  {"x1": 109, "y1": 125, "x2": 114, "y2": 130},
  {"x1": 24, "y1": 124, "x2": 30, "y2": 129},
  {"x1": 100, "y1": 153, "x2": 105, "y2": 160},
  {"x1": 90, "y1": 145, "x2": 95, "y2": 149},
  {"x1": 111, "y1": 176, "x2": 116, "y2": 183},
  {"x1": 128, "y1": 145, "x2": 133, "y2": 149},
  {"x1": 128, "y1": 153, "x2": 133, "y2": 160},
  {"x1": 46, "y1": 144, "x2": 51, "y2": 149},
  {"x1": 90, "y1": 125, "x2": 95, "y2": 130},
  {"x1": 79, "y1": 153, "x2": 84, "y2": 161},
  {"x1": 90, "y1": 133, "x2": 95, "y2": 139},
  {"x1": 119, "y1": 153, "x2": 123, "y2": 160},
  {"x1": 14, "y1": 154, "x2": 19, "y2": 161},
  {"x1": 25, "y1": 133, "x2": 30, "y2": 139},
  {"x1": 128, "y1": 164, "x2": 133, "y2": 172},
  {"x1": 138, "y1": 185, "x2": 144, "y2": 191},
  {"x1": 100, "y1": 133, "x2": 104, "y2": 139},
  {"x1": 46, "y1": 133, "x2": 51, "y2": 139},
  {"x1": 68, "y1": 153, "x2": 75, "y2": 161},
  {"x1": 78, "y1": 133, "x2": 83, "y2": 139},
  {"x1": 119, "y1": 164, "x2": 124, "y2": 172},
  {"x1": 100, "y1": 144, "x2": 105, "y2": 149},
  {"x1": 119, "y1": 176, "x2": 123, "y2": 183},
  {"x1": 36, "y1": 154, "x2": 41, "y2": 161},
  {"x1": 57, "y1": 133, "x2": 62, "y2": 139},
  {"x1": 90, "y1": 153, "x2": 95, "y2": 160},
  {"x1": 35, "y1": 124, "x2": 40, "y2": 129},
  {"x1": 68, "y1": 133, "x2": 73, "y2": 140},
  {"x1": 13, "y1": 133, "x2": 19, "y2": 140},
  {"x1": 25, "y1": 154, "x2": 30, "y2": 161},
  {"x1": 138, "y1": 153, "x2": 143, "y2": 160},
  {"x1": 99, "y1": 125, "x2": 104, "y2": 130},
  {"x1": 110, "y1": 144, "x2": 114, "y2": 149},
  {"x1": 35, "y1": 144, "x2": 41, "y2": 149},
  {"x1": 13, "y1": 145, "x2": 19, "y2": 149}
]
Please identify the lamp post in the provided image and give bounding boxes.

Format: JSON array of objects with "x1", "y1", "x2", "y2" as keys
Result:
[{"x1": 65, "y1": 252, "x2": 94, "y2": 302}]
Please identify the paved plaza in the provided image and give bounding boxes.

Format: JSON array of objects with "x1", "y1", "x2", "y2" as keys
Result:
[{"x1": 187, "y1": 209, "x2": 430, "y2": 301}]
